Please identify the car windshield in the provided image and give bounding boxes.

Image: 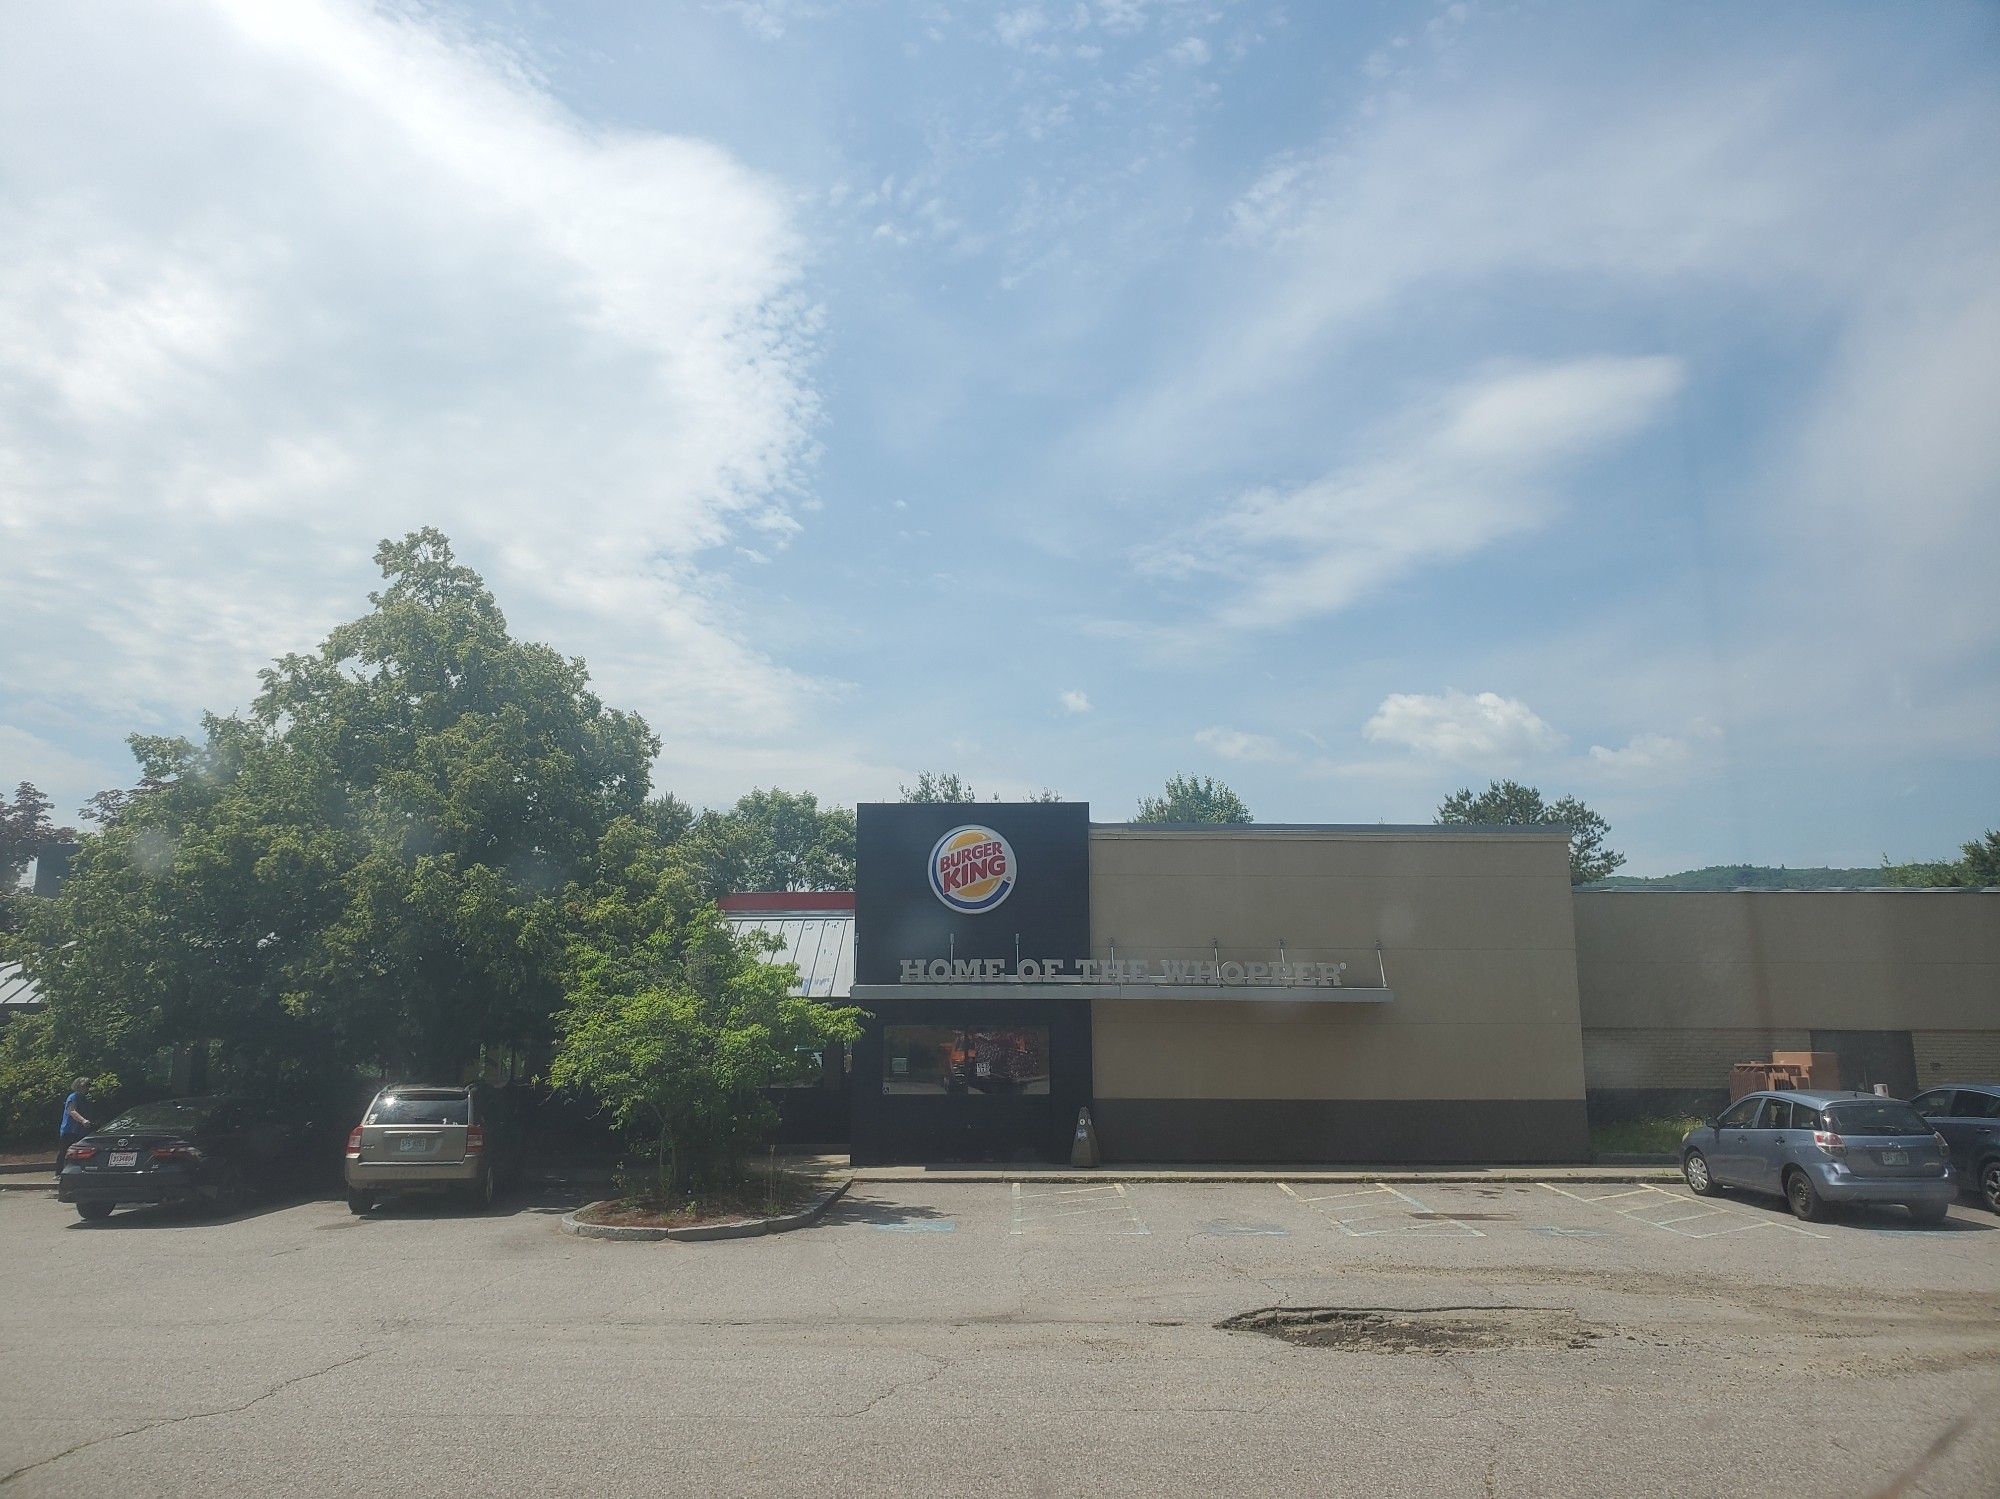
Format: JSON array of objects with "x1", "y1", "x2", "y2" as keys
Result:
[
  {"x1": 1825, "y1": 1101, "x2": 1929, "y2": 1138},
  {"x1": 98, "y1": 1099, "x2": 231, "y2": 1133},
  {"x1": 366, "y1": 1092, "x2": 468, "y2": 1125}
]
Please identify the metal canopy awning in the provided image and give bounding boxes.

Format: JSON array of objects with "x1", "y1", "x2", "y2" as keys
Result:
[{"x1": 850, "y1": 982, "x2": 1394, "y2": 1004}]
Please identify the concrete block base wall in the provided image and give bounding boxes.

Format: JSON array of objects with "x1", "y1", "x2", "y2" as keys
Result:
[
  {"x1": 1096, "y1": 1097, "x2": 1592, "y2": 1164},
  {"x1": 1912, "y1": 1030, "x2": 2000, "y2": 1089}
]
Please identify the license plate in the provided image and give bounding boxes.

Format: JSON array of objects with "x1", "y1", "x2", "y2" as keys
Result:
[
  {"x1": 397, "y1": 1137, "x2": 435, "y2": 1154},
  {"x1": 1880, "y1": 1149, "x2": 1908, "y2": 1166},
  {"x1": 109, "y1": 1151, "x2": 138, "y2": 1168}
]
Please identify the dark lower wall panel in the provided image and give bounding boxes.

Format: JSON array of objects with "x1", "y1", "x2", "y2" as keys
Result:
[
  {"x1": 1094, "y1": 1098, "x2": 1591, "y2": 1164},
  {"x1": 1586, "y1": 1087, "x2": 1728, "y2": 1126},
  {"x1": 769, "y1": 1085, "x2": 850, "y2": 1146}
]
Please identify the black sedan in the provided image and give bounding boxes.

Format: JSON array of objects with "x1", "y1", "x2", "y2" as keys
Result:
[{"x1": 58, "y1": 1096, "x2": 314, "y2": 1221}]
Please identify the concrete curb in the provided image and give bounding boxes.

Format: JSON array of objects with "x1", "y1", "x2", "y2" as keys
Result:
[
  {"x1": 1593, "y1": 1153, "x2": 1679, "y2": 1167},
  {"x1": 560, "y1": 1178, "x2": 851, "y2": 1243},
  {"x1": 842, "y1": 1167, "x2": 1683, "y2": 1185},
  {"x1": 0, "y1": 1178, "x2": 55, "y2": 1192}
]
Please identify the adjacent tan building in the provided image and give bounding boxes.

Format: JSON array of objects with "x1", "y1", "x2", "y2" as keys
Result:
[
  {"x1": 1575, "y1": 888, "x2": 2000, "y2": 1115},
  {"x1": 1087, "y1": 824, "x2": 1590, "y2": 1161}
]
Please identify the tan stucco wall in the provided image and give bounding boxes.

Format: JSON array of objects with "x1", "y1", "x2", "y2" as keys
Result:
[
  {"x1": 1573, "y1": 890, "x2": 2000, "y2": 1032},
  {"x1": 1088, "y1": 827, "x2": 1587, "y2": 1101}
]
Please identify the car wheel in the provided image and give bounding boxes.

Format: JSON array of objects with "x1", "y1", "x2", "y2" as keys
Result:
[
  {"x1": 1981, "y1": 1159, "x2": 2000, "y2": 1216},
  {"x1": 346, "y1": 1191, "x2": 373, "y2": 1216},
  {"x1": 1786, "y1": 1169, "x2": 1826, "y2": 1222},
  {"x1": 1908, "y1": 1201, "x2": 1950, "y2": 1226},
  {"x1": 76, "y1": 1201, "x2": 113, "y2": 1221},
  {"x1": 1683, "y1": 1151, "x2": 1715, "y2": 1196}
]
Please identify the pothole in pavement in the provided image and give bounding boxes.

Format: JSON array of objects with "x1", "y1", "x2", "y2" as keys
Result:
[{"x1": 1218, "y1": 1305, "x2": 1601, "y2": 1354}]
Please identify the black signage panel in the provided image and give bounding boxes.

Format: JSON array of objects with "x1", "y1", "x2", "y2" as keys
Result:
[{"x1": 854, "y1": 802, "x2": 1090, "y2": 986}]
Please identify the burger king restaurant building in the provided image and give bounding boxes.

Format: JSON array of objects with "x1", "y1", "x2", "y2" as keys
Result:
[{"x1": 732, "y1": 802, "x2": 2000, "y2": 1167}]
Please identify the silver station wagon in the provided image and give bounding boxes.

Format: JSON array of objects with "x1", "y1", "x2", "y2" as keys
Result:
[
  {"x1": 343, "y1": 1083, "x2": 517, "y2": 1214},
  {"x1": 1680, "y1": 1090, "x2": 1957, "y2": 1224}
]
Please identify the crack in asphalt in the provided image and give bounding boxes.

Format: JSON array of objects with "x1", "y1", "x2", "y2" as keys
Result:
[
  {"x1": 0, "y1": 1348, "x2": 376, "y2": 1488},
  {"x1": 827, "y1": 1351, "x2": 950, "y2": 1420}
]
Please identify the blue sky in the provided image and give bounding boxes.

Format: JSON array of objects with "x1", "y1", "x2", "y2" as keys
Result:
[{"x1": 1, "y1": 1, "x2": 1996, "y2": 874}]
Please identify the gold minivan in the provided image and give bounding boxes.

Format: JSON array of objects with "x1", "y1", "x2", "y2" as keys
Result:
[{"x1": 343, "y1": 1084, "x2": 515, "y2": 1213}]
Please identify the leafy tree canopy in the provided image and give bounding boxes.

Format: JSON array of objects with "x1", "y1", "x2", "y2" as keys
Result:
[
  {"x1": 1437, "y1": 779, "x2": 1625, "y2": 885},
  {"x1": 21, "y1": 529, "x2": 659, "y2": 1095},
  {"x1": 1881, "y1": 829, "x2": 2000, "y2": 888},
  {"x1": 688, "y1": 791, "x2": 852, "y2": 899},
  {"x1": 548, "y1": 817, "x2": 861, "y2": 1196},
  {"x1": 899, "y1": 771, "x2": 978, "y2": 803},
  {"x1": 1133, "y1": 774, "x2": 1253, "y2": 825},
  {"x1": 894, "y1": 774, "x2": 1063, "y2": 807},
  {"x1": 1, "y1": 781, "x2": 76, "y2": 942}
]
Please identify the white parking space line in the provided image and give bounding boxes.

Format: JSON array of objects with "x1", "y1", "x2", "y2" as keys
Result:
[
  {"x1": 1278, "y1": 1181, "x2": 1484, "y2": 1238},
  {"x1": 1538, "y1": 1182, "x2": 1827, "y2": 1240},
  {"x1": 1010, "y1": 1181, "x2": 1150, "y2": 1236}
]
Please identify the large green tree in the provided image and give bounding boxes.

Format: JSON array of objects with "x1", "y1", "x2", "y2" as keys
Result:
[
  {"x1": 21, "y1": 530, "x2": 658, "y2": 1096},
  {"x1": 706, "y1": 788, "x2": 855, "y2": 892},
  {"x1": 16, "y1": 724, "x2": 356, "y2": 1105},
  {"x1": 549, "y1": 816, "x2": 861, "y2": 1197},
  {"x1": 1133, "y1": 774, "x2": 1253, "y2": 825},
  {"x1": 1436, "y1": 779, "x2": 1625, "y2": 885}
]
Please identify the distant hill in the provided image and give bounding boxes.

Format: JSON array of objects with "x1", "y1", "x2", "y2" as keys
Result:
[{"x1": 1585, "y1": 865, "x2": 1887, "y2": 891}]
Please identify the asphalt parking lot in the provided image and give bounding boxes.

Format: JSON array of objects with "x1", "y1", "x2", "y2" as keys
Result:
[{"x1": 3, "y1": 1179, "x2": 1997, "y2": 1497}]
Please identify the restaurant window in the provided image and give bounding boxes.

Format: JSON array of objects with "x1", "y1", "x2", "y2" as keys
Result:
[{"x1": 883, "y1": 1026, "x2": 1051, "y2": 1096}]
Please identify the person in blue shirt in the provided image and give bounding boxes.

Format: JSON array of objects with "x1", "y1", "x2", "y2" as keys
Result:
[{"x1": 59, "y1": 1078, "x2": 93, "y2": 1160}]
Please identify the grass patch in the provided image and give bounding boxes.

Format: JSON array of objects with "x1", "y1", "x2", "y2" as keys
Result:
[
  {"x1": 1591, "y1": 1116, "x2": 1703, "y2": 1156},
  {"x1": 578, "y1": 1168, "x2": 827, "y2": 1229}
]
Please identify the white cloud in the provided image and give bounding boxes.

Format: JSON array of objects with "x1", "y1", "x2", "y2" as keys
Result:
[
  {"x1": 1086, "y1": 32, "x2": 2000, "y2": 767},
  {"x1": 1587, "y1": 721, "x2": 1724, "y2": 782},
  {"x1": 995, "y1": 7, "x2": 1050, "y2": 50},
  {"x1": 0, "y1": 1, "x2": 820, "y2": 783},
  {"x1": 1587, "y1": 734, "x2": 1688, "y2": 778},
  {"x1": 1059, "y1": 689, "x2": 1093, "y2": 714},
  {"x1": 1363, "y1": 691, "x2": 1565, "y2": 764},
  {"x1": 1194, "y1": 725, "x2": 1292, "y2": 764},
  {"x1": 1134, "y1": 356, "x2": 1682, "y2": 631},
  {"x1": 0, "y1": 726, "x2": 103, "y2": 823}
]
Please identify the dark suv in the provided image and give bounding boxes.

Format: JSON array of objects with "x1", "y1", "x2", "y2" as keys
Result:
[{"x1": 1910, "y1": 1084, "x2": 2000, "y2": 1214}]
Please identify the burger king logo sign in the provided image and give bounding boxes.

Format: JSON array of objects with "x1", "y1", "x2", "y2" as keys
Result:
[{"x1": 928, "y1": 825, "x2": 1016, "y2": 914}]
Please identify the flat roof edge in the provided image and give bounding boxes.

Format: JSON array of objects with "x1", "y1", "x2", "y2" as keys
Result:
[
  {"x1": 1575, "y1": 885, "x2": 2000, "y2": 895},
  {"x1": 1089, "y1": 822, "x2": 1569, "y2": 839}
]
